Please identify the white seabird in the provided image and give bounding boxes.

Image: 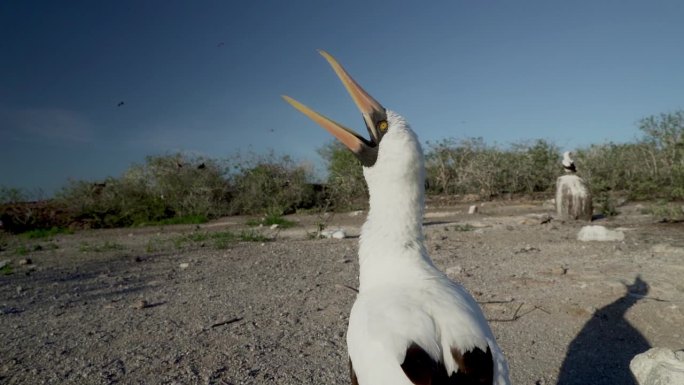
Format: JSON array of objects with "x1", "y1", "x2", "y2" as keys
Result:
[
  {"x1": 562, "y1": 151, "x2": 577, "y2": 173},
  {"x1": 283, "y1": 51, "x2": 510, "y2": 385}
]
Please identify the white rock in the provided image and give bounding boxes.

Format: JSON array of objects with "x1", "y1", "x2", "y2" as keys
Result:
[
  {"x1": 179, "y1": 262, "x2": 190, "y2": 269},
  {"x1": 556, "y1": 174, "x2": 592, "y2": 221},
  {"x1": 630, "y1": 347, "x2": 684, "y2": 385},
  {"x1": 270, "y1": 224, "x2": 279, "y2": 230},
  {"x1": 0, "y1": 260, "x2": 9, "y2": 269},
  {"x1": 348, "y1": 210, "x2": 364, "y2": 217},
  {"x1": 577, "y1": 225, "x2": 625, "y2": 242},
  {"x1": 446, "y1": 265, "x2": 464, "y2": 276},
  {"x1": 319, "y1": 229, "x2": 346, "y2": 239},
  {"x1": 468, "y1": 205, "x2": 478, "y2": 214}
]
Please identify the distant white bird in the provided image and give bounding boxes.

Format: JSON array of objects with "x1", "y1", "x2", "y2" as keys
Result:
[
  {"x1": 283, "y1": 51, "x2": 510, "y2": 385},
  {"x1": 562, "y1": 151, "x2": 577, "y2": 173}
]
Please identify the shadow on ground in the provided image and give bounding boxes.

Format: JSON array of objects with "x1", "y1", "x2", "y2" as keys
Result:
[{"x1": 557, "y1": 275, "x2": 651, "y2": 385}]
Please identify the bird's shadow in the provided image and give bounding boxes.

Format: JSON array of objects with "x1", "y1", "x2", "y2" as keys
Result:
[{"x1": 556, "y1": 275, "x2": 651, "y2": 385}]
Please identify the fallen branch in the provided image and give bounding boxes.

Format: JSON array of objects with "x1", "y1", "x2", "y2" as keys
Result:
[
  {"x1": 210, "y1": 317, "x2": 243, "y2": 328},
  {"x1": 488, "y1": 303, "x2": 550, "y2": 323},
  {"x1": 335, "y1": 283, "x2": 359, "y2": 293}
]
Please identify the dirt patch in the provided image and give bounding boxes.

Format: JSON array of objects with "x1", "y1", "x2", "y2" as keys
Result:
[{"x1": 1, "y1": 201, "x2": 683, "y2": 384}]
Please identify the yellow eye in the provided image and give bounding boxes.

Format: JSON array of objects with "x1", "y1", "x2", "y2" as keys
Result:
[{"x1": 378, "y1": 120, "x2": 388, "y2": 131}]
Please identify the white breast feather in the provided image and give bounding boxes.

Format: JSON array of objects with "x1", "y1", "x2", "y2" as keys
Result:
[{"x1": 347, "y1": 111, "x2": 510, "y2": 385}]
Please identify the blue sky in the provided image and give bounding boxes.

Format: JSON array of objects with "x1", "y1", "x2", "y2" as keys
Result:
[{"x1": 2, "y1": 1, "x2": 683, "y2": 195}]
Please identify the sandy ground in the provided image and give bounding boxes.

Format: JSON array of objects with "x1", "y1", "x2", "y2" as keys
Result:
[{"x1": 1, "y1": 200, "x2": 683, "y2": 385}]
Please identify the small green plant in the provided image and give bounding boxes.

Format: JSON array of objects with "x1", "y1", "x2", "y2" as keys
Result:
[
  {"x1": 212, "y1": 230, "x2": 269, "y2": 249},
  {"x1": 1, "y1": 263, "x2": 13, "y2": 275},
  {"x1": 647, "y1": 201, "x2": 684, "y2": 222},
  {"x1": 452, "y1": 224, "x2": 475, "y2": 232},
  {"x1": 595, "y1": 193, "x2": 618, "y2": 217},
  {"x1": 22, "y1": 227, "x2": 73, "y2": 239},
  {"x1": 146, "y1": 237, "x2": 166, "y2": 253},
  {"x1": 246, "y1": 213, "x2": 295, "y2": 228},
  {"x1": 14, "y1": 245, "x2": 29, "y2": 256}
]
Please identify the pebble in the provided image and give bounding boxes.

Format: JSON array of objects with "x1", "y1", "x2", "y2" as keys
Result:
[
  {"x1": 577, "y1": 225, "x2": 625, "y2": 242},
  {"x1": 18, "y1": 258, "x2": 32, "y2": 265},
  {"x1": 468, "y1": 205, "x2": 478, "y2": 214},
  {"x1": 179, "y1": 262, "x2": 190, "y2": 269},
  {"x1": 446, "y1": 265, "x2": 464, "y2": 276},
  {"x1": 131, "y1": 299, "x2": 149, "y2": 309},
  {"x1": 270, "y1": 224, "x2": 279, "y2": 230}
]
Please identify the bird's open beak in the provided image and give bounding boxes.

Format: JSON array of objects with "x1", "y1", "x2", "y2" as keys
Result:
[{"x1": 282, "y1": 50, "x2": 387, "y2": 167}]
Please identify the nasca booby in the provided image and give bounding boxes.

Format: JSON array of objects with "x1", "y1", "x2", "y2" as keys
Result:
[
  {"x1": 283, "y1": 50, "x2": 510, "y2": 385},
  {"x1": 562, "y1": 151, "x2": 576, "y2": 173}
]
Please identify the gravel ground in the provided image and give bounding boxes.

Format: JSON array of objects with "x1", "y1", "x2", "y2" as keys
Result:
[{"x1": 1, "y1": 201, "x2": 683, "y2": 385}]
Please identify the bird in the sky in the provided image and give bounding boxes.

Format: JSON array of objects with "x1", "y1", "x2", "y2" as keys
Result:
[
  {"x1": 562, "y1": 151, "x2": 577, "y2": 173},
  {"x1": 283, "y1": 51, "x2": 510, "y2": 385},
  {"x1": 117, "y1": 101, "x2": 124, "y2": 107}
]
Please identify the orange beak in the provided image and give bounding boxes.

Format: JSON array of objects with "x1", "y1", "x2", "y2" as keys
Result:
[{"x1": 282, "y1": 50, "x2": 387, "y2": 167}]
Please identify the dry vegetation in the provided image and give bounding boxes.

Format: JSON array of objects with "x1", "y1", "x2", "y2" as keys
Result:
[{"x1": 2, "y1": 110, "x2": 683, "y2": 234}]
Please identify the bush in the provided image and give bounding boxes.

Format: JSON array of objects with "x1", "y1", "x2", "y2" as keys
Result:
[
  {"x1": 575, "y1": 111, "x2": 684, "y2": 200},
  {"x1": 424, "y1": 138, "x2": 559, "y2": 198},
  {"x1": 318, "y1": 141, "x2": 367, "y2": 211},
  {"x1": 0, "y1": 200, "x2": 73, "y2": 234},
  {"x1": 228, "y1": 153, "x2": 316, "y2": 215},
  {"x1": 56, "y1": 153, "x2": 231, "y2": 228}
]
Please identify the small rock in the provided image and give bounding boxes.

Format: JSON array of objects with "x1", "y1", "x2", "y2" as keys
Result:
[
  {"x1": 550, "y1": 267, "x2": 568, "y2": 276},
  {"x1": 332, "y1": 230, "x2": 346, "y2": 239},
  {"x1": 446, "y1": 266, "x2": 464, "y2": 276},
  {"x1": 515, "y1": 245, "x2": 540, "y2": 254},
  {"x1": 0, "y1": 260, "x2": 9, "y2": 269},
  {"x1": 348, "y1": 210, "x2": 364, "y2": 217},
  {"x1": 468, "y1": 205, "x2": 478, "y2": 214},
  {"x1": 18, "y1": 258, "x2": 32, "y2": 265},
  {"x1": 270, "y1": 224, "x2": 279, "y2": 230},
  {"x1": 630, "y1": 347, "x2": 684, "y2": 385},
  {"x1": 539, "y1": 214, "x2": 553, "y2": 224},
  {"x1": 577, "y1": 225, "x2": 625, "y2": 242},
  {"x1": 179, "y1": 262, "x2": 190, "y2": 269},
  {"x1": 131, "y1": 299, "x2": 149, "y2": 309}
]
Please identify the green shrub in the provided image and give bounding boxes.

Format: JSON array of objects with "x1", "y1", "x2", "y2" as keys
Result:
[
  {"x1": 0, "y1": 200, "x2": 73, "y2": 234},
  {"x1": 56, "y1": 153, "x2": 231, "y2": 228},
  {"x1": 646, "y1": 201, "x2": 684, "y2": 222},
  {"x1": 22, "y1": 226, "x2": 73, "y2": 239},
  {"x1": 424, "y1": 138, "x2": 559, "y2": 198},
  {"x1": 229, "y1": 153, "x2": 316, "y2": 215},
  {"x1": 318, "y1": 141, "x2": 367, "y2": 210},
  {"x1": 246, "y1": 213, "x2": 296, "y2": 228}
]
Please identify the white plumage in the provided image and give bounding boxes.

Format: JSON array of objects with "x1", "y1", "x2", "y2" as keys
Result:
[
  {"x1": 284, "y1": 51, "x2": 510, "y2": 385},
  {"x1": 562, "y1": 151, "x2": 577, "y2": 173}
]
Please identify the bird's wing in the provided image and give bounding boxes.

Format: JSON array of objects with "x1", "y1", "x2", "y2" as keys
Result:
[{"x1": 348, "y1": 285, "x2": 509, "y2": 385}]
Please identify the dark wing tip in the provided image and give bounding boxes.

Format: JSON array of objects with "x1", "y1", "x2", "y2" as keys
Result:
[
  {"x1": 451, "y1": 346, "x2": 494, "y2": 385},
  {"x1": 401, "y1": 343, "x2": 443, "y2": 385}
]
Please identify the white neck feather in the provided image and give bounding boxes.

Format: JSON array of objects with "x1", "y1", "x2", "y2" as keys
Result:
[{"x1": 357, "y1": 111, "x2": 438, "y2": 291}]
